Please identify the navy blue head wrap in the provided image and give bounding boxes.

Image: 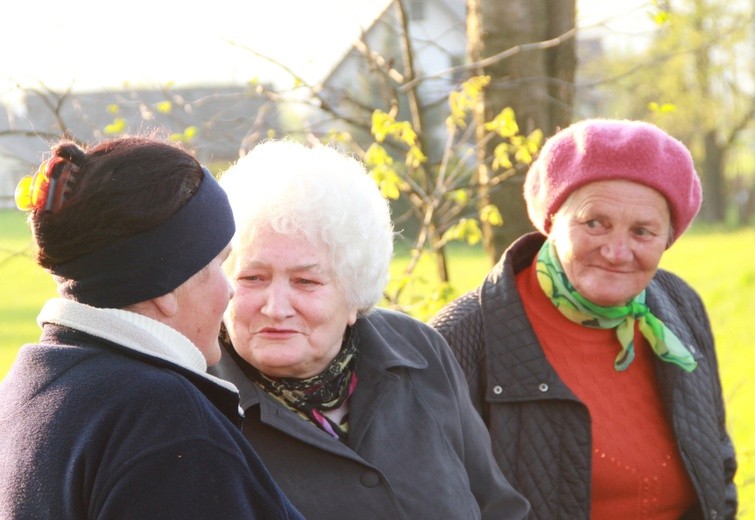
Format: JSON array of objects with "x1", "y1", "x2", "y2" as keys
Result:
[{"x1": 51, "y1": 168, "x2": 235, "y2": 308}]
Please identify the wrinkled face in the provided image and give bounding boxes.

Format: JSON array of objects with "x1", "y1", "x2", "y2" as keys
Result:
[
  {"x1": 549, "y1": 179, "x2": 671, "y2": 307},
  {"x1": 224, "y1": 228, "x2": 358, "y2": 379},
  {"x1": 173, "y1": 246, "x2": 233, "y2": 365}
]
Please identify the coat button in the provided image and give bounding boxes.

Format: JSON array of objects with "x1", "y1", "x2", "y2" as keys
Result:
[
  {"x1": 493, "y1": 385, "x2": 503, "y2": 395},
  {"x1": 538, "y1": 383, "x2": 549, "y2": 392},
  {"x1": 360, "y1": 471, "x2": 381, "y2": 487}
]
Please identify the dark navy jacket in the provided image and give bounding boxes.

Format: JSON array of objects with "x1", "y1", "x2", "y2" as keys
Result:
[{"x1": 0, "y1": 324, "x2": 303, "y2": 520}]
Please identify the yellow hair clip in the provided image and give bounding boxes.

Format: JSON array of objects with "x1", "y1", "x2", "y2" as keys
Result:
[
  {"x1": 15, "y1": 161, "x2": 51, "y2": 211},
  {"x1": 15, "y1": 158, "x2": 79, "y2": 213}
]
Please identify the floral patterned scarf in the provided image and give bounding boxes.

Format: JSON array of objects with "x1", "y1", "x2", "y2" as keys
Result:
[
  {"x1": 229, "y1": 327, "x2": 359, "y2": 442},
  {"x1": 535, "y1": 240, "x2": 697, "y2": 372}
]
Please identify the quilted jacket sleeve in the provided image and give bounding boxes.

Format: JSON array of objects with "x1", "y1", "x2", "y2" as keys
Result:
[
  {"x1": 429, "y1": 289, "x2": 488, "y2": 420},
  {"x1": 689, "y1": 294, "x2": 738, "y2": 520},
  {"x1": 654, "y1": 269, "x2": 738, "y2": 519}
]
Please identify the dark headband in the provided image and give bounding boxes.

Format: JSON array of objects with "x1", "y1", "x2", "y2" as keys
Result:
[{"x1": 52, "y1": 168, "x2": 235, "y2": 308}]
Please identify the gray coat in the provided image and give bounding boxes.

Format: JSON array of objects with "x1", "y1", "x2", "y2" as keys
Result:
[
  {"x1": 431, "y1": 233, "x2": 738, "y2": 520},
  {"x1": 210, "y1": 307, "x2": 530, "y2": 520}
]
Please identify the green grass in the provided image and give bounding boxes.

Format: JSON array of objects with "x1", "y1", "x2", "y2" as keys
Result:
[
  {"x1": 1, "y1": 209, "x2": 753, "y2": 517},
  {"x1": 0, "y1": 211, "x2": 57, "y2": 373},
  {"x1": 660, "y1": 226, "x2": 755, "y2": 519}
]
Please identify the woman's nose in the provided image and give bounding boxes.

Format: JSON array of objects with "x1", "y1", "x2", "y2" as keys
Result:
[
  {"x1": 226, "y1": 276, "x2": 234, "y2": 301},
  {"x1": 600, "y1": 233, "x2": 633, "y2": 263},
  {"x1": 261, "y1": 282, "x2": 294, "y2": 319}
]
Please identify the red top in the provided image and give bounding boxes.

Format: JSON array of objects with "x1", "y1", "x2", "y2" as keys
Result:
[{"x1": 516, "y1": 260, "x2": 697, "y2": 519}]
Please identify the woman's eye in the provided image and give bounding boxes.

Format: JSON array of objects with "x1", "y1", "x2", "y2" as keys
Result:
[{"x1": 634, "y1": 227, "x2": 659, "y2": 238}]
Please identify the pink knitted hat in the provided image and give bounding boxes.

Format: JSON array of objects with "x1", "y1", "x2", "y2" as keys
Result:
[{"x1": 523, "y1": 119, "x2": 702, "y2": 244}]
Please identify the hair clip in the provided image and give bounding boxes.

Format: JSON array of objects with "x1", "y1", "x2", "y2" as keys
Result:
[
  {"x1": 14, "y1": 161, "x2": 50, "y2": 211},
  {"x1": 15, "y1": 157, "x2": 80, "y2": 213}
]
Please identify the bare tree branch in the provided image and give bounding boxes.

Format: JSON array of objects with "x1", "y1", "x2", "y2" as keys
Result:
[{"x1": 400, "y1": 26, "x2": 578, "y2": 92}]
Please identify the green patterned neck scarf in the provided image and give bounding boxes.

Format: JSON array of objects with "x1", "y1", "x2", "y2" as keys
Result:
[{"x1": 535, "y1": 240, "x2": 697, "y2": 372}]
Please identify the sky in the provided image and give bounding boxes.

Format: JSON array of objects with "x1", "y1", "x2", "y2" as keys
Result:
[
  {"x1": 1, "y1": 0, "x2": 654, "y2": 104},
  {"x1": 1, "y1": 0, "x2": 391, "y2": 92}
]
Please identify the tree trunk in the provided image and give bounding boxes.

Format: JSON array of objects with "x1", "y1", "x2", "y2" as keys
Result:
[
  {"x1": 700, "y1": 130, "x2": 727, "y2": 222},
  {"x1": 468, "y1": 0, "x2": 576, "y2": 263}
]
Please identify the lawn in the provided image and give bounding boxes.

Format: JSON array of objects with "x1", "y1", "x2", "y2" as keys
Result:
[
  {"x1": 1, "y1": 209, "x2": 753, "y2": 517},
  {"x1": 0, "y1": 211, "x2": 57, "y2": 372}
]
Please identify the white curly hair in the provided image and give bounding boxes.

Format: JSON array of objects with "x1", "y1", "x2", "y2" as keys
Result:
[{"x1": 219, "y1": 139, "x2": 394, "y2": 315}]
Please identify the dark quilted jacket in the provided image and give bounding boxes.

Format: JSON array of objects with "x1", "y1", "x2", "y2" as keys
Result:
[{"x1": 430, "y1": 233, "x2": 737, "y2": 520}]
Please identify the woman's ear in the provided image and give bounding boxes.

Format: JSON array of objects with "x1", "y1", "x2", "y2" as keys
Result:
[
  {"x1": 151, "y1": 291, "x2": 180, "y2": 318},
  {"x1": 347, "y1": 307, "x2": 359, "y2": 327}
]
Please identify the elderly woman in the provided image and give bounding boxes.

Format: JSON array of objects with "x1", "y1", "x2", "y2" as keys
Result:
[
  {"x1": 210, "y1": 139, "x2": 530, "y2": 520},
  {"x1": 431, "y1": 119, "x2": 738, "y2": 520},
  {"x1": 0, "y1": 136, "x2": 302, "y2": 519}
]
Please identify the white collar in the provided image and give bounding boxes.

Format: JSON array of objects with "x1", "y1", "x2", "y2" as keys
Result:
[{"x1": 37, "y1": 298, "x2": 238, "y2": 393}]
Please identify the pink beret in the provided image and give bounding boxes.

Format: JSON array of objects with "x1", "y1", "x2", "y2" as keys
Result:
[{"x1": 523, "y1": 119, "x2": 702, "y2": 243}]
